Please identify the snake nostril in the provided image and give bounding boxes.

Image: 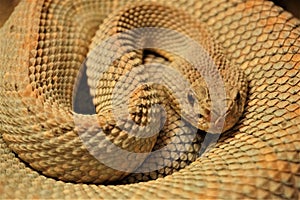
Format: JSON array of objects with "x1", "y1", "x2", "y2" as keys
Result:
[
  {"x1": 198, "y1": 109, "x2": 211, "y2": 121},
  {"x1": 197, "y1": 113, "x2": 203, "y2": 118}
]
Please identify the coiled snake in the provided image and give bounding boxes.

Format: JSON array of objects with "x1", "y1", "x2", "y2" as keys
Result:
[{"x1": 0, "y1": 0, "x2": 299, "y2": 199}]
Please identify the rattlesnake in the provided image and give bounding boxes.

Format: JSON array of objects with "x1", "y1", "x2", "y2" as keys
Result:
[{"x1": 0, "y1": 0, "x2": 299, "y2": 199}]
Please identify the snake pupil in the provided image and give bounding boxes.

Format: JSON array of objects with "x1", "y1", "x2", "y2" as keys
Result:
[
  {"x1": 187, "y1": 93, "x2": 195, "y2": 106},
  {"x1": 235, "y1": 91, "x2": 241, "y2": 102}
]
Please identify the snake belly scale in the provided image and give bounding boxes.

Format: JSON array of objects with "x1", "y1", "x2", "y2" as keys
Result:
[{"x1": 0, "y1": 0, "x2": 299, "y2": 199}]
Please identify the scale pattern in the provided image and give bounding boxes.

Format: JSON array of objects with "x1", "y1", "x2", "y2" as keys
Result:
[{"x1": 0, "y1": 0, "x2": 299, "y2": 199}]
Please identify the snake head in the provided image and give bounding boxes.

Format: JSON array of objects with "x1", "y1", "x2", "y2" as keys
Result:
[{"x1": 185, "y1": 80, "x2": 247, "y2": 133}]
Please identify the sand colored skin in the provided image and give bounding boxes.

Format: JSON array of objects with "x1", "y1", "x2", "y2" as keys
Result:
[{"x1": 0, "y1": 0, "x2": 299, "y2": 199}]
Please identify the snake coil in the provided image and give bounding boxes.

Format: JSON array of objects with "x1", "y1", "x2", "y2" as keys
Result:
[{"x1": 0, "y1": 0, "x2": 299, "y2": 199}]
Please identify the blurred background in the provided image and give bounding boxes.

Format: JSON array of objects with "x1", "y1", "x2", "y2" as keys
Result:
[
  {"x1": 272, "y1": 0, "x2": 300, "y2": 19},
  {"x1": 0, "y1": 0, "x2": 299, "y2": 28},
  {"x1": 0, "y1": 0, "x2": 19, "y2": 27}
]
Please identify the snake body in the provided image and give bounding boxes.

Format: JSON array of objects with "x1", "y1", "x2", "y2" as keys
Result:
[{"x1": 0, "y1": 0, "x2": 299, "y2": 199}]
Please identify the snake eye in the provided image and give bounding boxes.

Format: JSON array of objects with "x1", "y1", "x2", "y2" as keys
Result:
[
  {"x1": 235, "y1": 91, "x2": 241, "y2": 102},
  {"x1": 187, "y1": 92, "x2": 196, "y2": 106}
]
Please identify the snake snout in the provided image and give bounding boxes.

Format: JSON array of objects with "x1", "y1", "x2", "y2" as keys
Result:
[
  {"x1": 205, "y1": 102, "x2": 238, "y2": 133},
  {"x1": 212, "y1": 108, "x2": 239, "y2": 133}
]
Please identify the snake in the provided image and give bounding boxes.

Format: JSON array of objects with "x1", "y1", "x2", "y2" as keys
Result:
[{"x1": 0, "y1": 0, "x2": 299, "y2": 199}]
